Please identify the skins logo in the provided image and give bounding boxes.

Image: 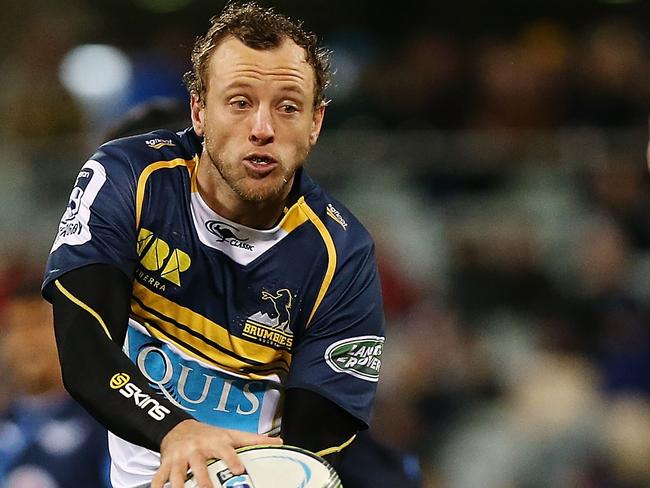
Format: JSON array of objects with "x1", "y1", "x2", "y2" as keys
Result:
[
  {"x1": 109, "y1": 373, "x2": 171, "y2": 421},
  {"x1": 205, "y1": 220, "x2": 254, "y2": 251},
  {"x1": 243, "y1": 289, "x2": 294, "y2": 349},
  {"x1": 324, "y1": 336, "x2": 384, "y2": 382},
  {"x1": 109, "y1": 372, "x2": 130, "y2": 389}
]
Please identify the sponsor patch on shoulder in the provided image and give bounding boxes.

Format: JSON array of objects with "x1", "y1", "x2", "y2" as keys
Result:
[
  {"x1": 326, "y1": 203, "x2": 348, "y2": 230},
  {"x1": 51, "y1": 159, "x2": 106, "y2": 252},
  {"x1": 324, "y1": 335, "x2": 384, "y2": 382},
  {"x1": 145, "y1": 138, "x2": 175, "y2": 149}
]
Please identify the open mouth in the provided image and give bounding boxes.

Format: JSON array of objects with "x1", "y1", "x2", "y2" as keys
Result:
[
  {"x1": 243, "y1": 154, "x2": 279, "y2": 176},
  {"x1": 245, "y1": 155, "x2": 277, "y2": 166}
]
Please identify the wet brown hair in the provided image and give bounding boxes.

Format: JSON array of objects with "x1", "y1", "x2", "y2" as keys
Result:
[{"x1": 183, "y1": 2, "x2": 331, "y2": 108}]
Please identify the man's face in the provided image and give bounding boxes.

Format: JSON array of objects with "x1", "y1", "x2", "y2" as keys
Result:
[{"x1": 191, "y1": 36, "x2": 325, "y2": 202}]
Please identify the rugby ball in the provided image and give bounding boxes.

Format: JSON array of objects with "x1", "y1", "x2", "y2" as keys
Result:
[{"x1": 184, "y1": 445, "x2": 342, "y2": 488}]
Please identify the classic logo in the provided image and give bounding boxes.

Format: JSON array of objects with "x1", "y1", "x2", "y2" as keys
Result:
[
  {"x1": 243, "y1": 289, "x2": 294, "y2": 349},
  {"x1": 324, "y1": 335, "x2": 384, "y2": 382},
  {"x1": 205, "y1": 220, "x2": 254, "y2": 251},
  {"x1": 109, "y1": 372, "x2": 171, "y2": 421},
  {"x1": 145, "y1": 138, "x2": 175, "y2": 149},
  {"x1": 326, "y1": 203, "x2": 348, "y2": 230},
  {"x1": 136, "y1": 228, "x2": 191, "y2": 289}
]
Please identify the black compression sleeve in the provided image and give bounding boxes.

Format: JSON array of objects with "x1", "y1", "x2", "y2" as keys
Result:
[
  {"x1": 281, "y1": 388, "x2": 362, "y2": 466},
  {"x1": 51, "y1": 264, "x2": 193, "y2": 451}
]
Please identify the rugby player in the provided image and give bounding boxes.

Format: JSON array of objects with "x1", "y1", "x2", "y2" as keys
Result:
[{"x1": 42, "y1": 3, "x2": 385, "y2": 488}]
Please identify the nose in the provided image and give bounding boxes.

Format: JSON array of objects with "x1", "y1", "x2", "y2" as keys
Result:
[{"x1": 249, "y1": 105, "x2": 275, "y2": 145}]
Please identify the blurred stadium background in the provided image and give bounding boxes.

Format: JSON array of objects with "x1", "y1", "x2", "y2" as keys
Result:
[{"x1": 0, "y1": 0, "x2": 649, "y2": 487}]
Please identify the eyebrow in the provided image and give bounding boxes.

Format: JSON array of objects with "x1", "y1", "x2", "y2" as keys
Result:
[
  {"x1": 223, "y1": 81, "x2": 307, "y2": 97},
  {"x1": 278, "y1": 85, "x2": 306, "y2": 96},
  {"x1": 223, "y1": 81, "x2": 255, "y2": 92}
]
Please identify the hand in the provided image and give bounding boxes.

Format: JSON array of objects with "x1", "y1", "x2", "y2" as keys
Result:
[{"x1": 151, "y1": 419, "x2": 283, "y2": 488}]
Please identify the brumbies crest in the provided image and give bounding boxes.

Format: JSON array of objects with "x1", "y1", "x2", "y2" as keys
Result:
[{"x1": 243, "y1": 289, "x2": 294, "y2": 349}]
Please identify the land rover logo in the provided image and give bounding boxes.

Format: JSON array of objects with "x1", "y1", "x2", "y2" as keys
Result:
[{"x1": 324, "y1": 335, "x2": 384, "y2": 382}]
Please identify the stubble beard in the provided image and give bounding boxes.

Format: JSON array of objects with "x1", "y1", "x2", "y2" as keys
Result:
[{"x1": 204, "y1": 142, "x2": 309, "y2": 203}]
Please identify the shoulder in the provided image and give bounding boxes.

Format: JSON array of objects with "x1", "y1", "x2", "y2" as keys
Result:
[
  {"x1": 300, "y1": 176, "x2": 375, "y2": 259},
  {"x1": 95, "y1": 128, "x2": 198, "y2": 180}
]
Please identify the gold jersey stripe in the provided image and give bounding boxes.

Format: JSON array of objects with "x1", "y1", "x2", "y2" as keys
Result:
[
  {"x1": 190, "y1": 154, "x2": 200, "y2": 193},
  {"x1": 280, "y1": 196, "x2": 309, "y2": 232},
  {"x1": 130, "y1": 299, "x2": 261, "y2": 369},
  {"x1": 130, "y1": 297, "x2": 291, "y2": 375},
  {"x1": 135, "y1": 158, "x2": 196, "y2": 229},
  {"x1": 315, "y1": 434, "x2": 357, "y2": 457},
  {"x1": 55, "y1": 280, "x2": 113, "y2": 340},
  {"x1": 130, "y1": 312, "x2": 290, "y2": 377},
  {"x1": 302, "y1": 201, "x2": 337, "y2": 327},
  {"x1": 132, "y1": 281, "x2": 292, "y2": 366},
  {"x1": 130, "y1": 313, "x2": 290, "y2": 379},
  {"x1": 130, "y1": 311, "x2": 245, "y2": 373}
]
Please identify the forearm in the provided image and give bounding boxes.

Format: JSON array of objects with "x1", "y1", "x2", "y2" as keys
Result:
[
  {"x1": 51, "y1": 265, "x2": 192, "y2": 451},
  {"x1": 281, "y1": 388, "x2": 361, "y2": 467}
]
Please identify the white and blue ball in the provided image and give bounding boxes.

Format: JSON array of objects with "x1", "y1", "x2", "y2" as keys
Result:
[{"x1": 184, "y1": 445, "x2": 342, "y2": 488}]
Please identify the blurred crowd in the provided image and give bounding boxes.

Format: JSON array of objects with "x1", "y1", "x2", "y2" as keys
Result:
[
  {"x1": 1, "y1": 3, "x2": 648, "y2": 135},
  {"x1": 0, "y1": 1, "x2": 649, "y2": 487}
]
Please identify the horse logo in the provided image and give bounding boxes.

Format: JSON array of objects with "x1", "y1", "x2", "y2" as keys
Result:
[
  {"x1": 243, "y1": 288, "x2": 294, "y2": 349},
  {"x1": 260, "y1": 289, "x2": 293, "y2": 333}
]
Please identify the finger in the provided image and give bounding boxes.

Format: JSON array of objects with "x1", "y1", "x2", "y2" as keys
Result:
[
  {"x1": 229, "y1": 431, "x2": 283, "y2": 447},
  {"x1": 264, "y1": 435, "x2": 283, "y2": 445},
  {"x1": 188, "y1": 452, "x2": 213, "y2": 488},
  {"x1": 169, "y1": 461, "x2": 189, "y2": 488},
  {"x1": 217, "y1": 446, "x2": 245, "y2": 475},
  {"x1": 151, "y1": 463, "x2": 170, "y2": 488}
]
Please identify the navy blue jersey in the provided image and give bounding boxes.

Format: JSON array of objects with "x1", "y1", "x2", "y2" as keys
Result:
[{"x1": 43, "y1": 128, "x2": 384, "y2": 437}]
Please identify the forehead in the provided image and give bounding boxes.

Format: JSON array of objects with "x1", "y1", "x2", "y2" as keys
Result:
[{"x1": 207, "y1": 36, "x2": 314, "y2": 95}]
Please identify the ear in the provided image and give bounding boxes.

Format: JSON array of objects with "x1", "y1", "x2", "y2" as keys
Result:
[
  {"x1": 190, "y1": 92, "x2": 205, "y2": 136},
  {"x1": 309, "y1": 104, "x2": 326, "y2": 146}
]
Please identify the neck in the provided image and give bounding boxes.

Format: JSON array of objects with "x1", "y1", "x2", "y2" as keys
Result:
[{"x1": 197, "y1": 154, "x2": 291, "y2": 229}]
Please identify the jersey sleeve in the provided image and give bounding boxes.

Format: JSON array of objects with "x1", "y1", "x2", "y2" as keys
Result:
[
  {"x1": 42, "y1": 143, "x2": 138, "y2": 300},
  {"x1": 286, "y1": 237, "x2": 385, "y2": 427}
]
